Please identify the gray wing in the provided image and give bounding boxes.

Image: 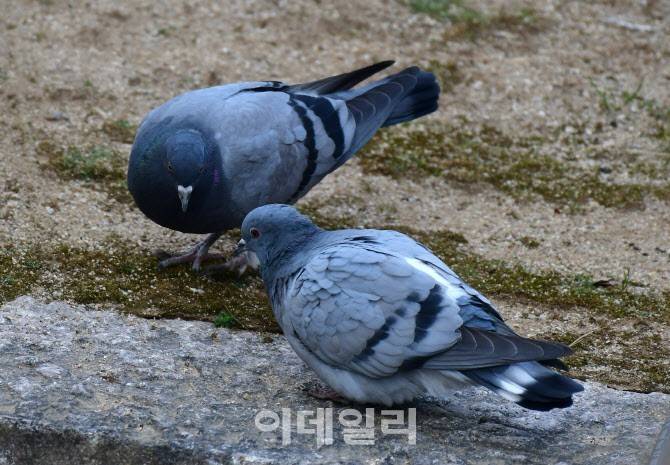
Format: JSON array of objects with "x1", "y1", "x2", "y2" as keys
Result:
[
  {"x1": 281, "y1": 235, "x2": 570, "y2": 378},
  {"x1": 361, "y1": 230, "x2": 513, "y2": 333},
  {"x1": 365, "y1": 230, "x2": 572, "y2": 367},
  {"x1": 282, "y1": 244, "x2": 465, "y2": 379},
  {"x1": 217, "y1": 89, "x2": 358, "y2": 213},
  {"x1": 217, "y1": 65, "x2": 429, "y2": 210}
]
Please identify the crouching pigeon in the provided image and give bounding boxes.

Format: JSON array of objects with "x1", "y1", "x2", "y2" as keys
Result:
[
  {"x1": 238, "y1": 204, "x2": 583, "y2": 410},
  {"x1": 127, "y1": 61, "x2": 439, "y2": 271}
]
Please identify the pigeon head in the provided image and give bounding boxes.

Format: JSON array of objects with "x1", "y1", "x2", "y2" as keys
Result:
[
  {"x1": 164, "y1": 129, "x2": 210, "y2": 213},
  {"x1": 240, "y1": 204, "x2": 321, "y2": 270}
]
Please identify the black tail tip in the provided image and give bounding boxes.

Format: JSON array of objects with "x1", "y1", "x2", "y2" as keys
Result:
[
  {"x1": 516, "y1": 376, "x2": 583, "y2": 411},
  {"x1": 377, "y1": 59, "x2": 396, "y2": 68},
  {"x1": 516, "y1": 396, "x2": 575, "y2": 411},
  {"x1": 382, "y1": 68, "x2": 440, "y2": 127}
]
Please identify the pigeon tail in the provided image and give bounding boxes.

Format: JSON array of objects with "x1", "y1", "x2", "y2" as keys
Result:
[
  {"x1": 343, "y1": 67, "x2": 440, "y2": 155},
  {"x1": 461, "y1": 361, "x2": 584, "y2": 411},
  {"x1": 382, "y1": 69, "x2": 440, "y2": 127}
]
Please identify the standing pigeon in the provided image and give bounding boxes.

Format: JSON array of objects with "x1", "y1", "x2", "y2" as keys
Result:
[
  {"x1": 238, "y1": 204, "x2": 583, "y2": 410},
  {"x1": 127, "y1": 61, "x2": 439, "y2": 271}
]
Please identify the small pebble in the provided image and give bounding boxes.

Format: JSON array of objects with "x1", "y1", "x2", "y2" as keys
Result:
[
  {"x1": 37, "y1": 363, "x2": 65, "y2": 378},
  {"x1": 71, "y1": 383, "x2": 93, "y2": 398},
  {"x1": 45, "y1": 111, "x2": 68, "y2": 121}
]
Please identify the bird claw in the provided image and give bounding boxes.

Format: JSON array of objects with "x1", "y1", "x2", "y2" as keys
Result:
[
  {"x1": 300, "y1": 380, "x2": 347, "y2": 404},
  {"x1": 152, "y1": 249, "x2": 173, "y2": 262},
  {"x1": 157, "y1": 251, "x2": 227, "y2": 271},
  {"x1": 154, "y1": 233, "x2": 225, "y2": 271},
  {"x1": 155, "y1": 248, "x2": 197, "y2": 270},
  {"x1": 202, "y1": 251, "x2": 259, "y2": 278}
]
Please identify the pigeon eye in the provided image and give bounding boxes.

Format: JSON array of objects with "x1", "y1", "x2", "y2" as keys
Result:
[
  {"x1": 167, "y1": 162, "x2": 174, "y2": 172},
  {"x1": 250, "y1": 227, "x2": 261, "y2": 239},
  {"x1": 198, "y1": 166, "x2": 205, "y2": 174}
]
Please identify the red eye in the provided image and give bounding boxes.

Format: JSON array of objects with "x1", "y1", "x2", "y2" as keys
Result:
[{"x1": 250, "y1": 227, "x2": 260, "y2": 239}]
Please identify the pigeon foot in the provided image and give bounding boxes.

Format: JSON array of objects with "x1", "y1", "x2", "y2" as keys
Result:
[
  {"x1": 202, "y1": 250, "x2": 259, "y2": 277},
  {"x1": 155, "y1": 232, "x2": 223, "y2": 271},
  {"x1": 301, "y1": 380, "x2": 348, "y2": 404}
]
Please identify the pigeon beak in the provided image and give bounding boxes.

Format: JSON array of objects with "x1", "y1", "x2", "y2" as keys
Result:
[
  {"x1": 177, "y1": 185, "x2": 193, "y2": 213},
  {"x1": 234, "y1": 239, "x2": 246, "y2": 257}
]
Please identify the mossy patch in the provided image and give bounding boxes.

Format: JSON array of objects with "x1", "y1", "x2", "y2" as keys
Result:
[
  {"x1": 3, "y1": 208, "x2": 669, "y2": 391},
  {"x1": 589, "y1": 78, "x2": 670, "y2": 152},
  {"x1": 547, "y1": 326, "x2": 669, "y2": 393},
  {"x1": 519, "y1": 236, "x2": 541, "y2": 249},
  {"x1": 47, "y1": 145, "x2": 124, "y2": 181},
  {"x1": 37, "y1": 140, "x2": 132, "y2": 204},
  {"x1": 0, "y1": 247, "x2": 44, "y2": 302},
  {"x1": 358, "y1": 124, "x2": 670, "y2": 210},
  {"x1": 213, "y1": 311, "x2": 238, "y2": 328},
  {"x1": 102, "y1": 119, "x2": 137, "y2": 144},
  {"x1": 0, "y1": 241, "x2": 277, "y2": 332},
  {"x1": 409, "y1": 0, "x2": 545, "y2": 41}
]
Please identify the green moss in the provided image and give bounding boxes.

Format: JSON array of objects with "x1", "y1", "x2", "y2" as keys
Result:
[
  {"x1": 0, "y1": 242, "x2": 277, "y2": 332},
  {"x1": 38, "y1": 140, "x2": 133, "y2": 204},
  {"x1": 358, "y1": 124, "x2": 670, "y2": 210},
  {"x1": 409, "y1": 0, "x2": 484, "y2": 24},
  {"x1": 519, "y1": 236, "x2": 541, "y2": 248},
  {"x1": 0, "y1": 247, "x2": 44, "y2": 302},
  {"x1": 590, "y1": 78, "x2": 670, "y2": 152},
  {"x1": 102, "y1": 119, "x2": 137, "y2": 144},
  {"x1": 4, "y1": 212, "x2": 669, "y2": 391},
  {"x1": 448, "y1": 7, "x2": 542, "y2": 41},
  {"x1": 47, "y1": 145, "x2": 125, "y2": 182},
  {"x1": 409, "y1": 0, "x2": 544, "y2": 41},
  {"x1": 546, "y1": 327, "x2": 669, "y2": 393},
  {"x1": 630, "y1": 154, "x2": 670, "y2": 180},
  {"x1": 213, "y1": 312, "x2": 238, "y2": 328}
]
